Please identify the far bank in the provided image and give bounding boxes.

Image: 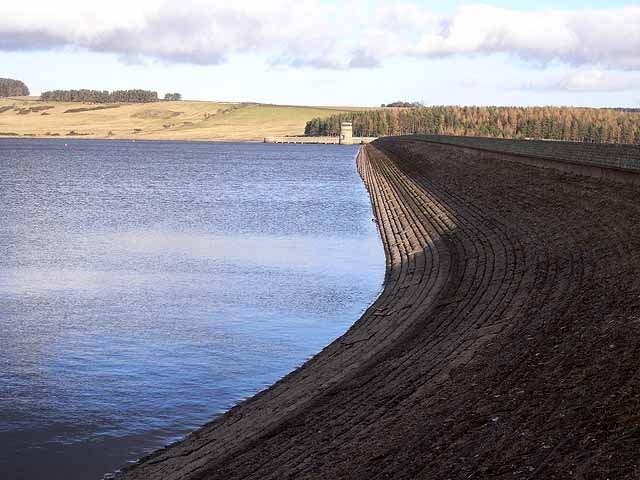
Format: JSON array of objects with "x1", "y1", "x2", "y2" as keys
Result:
[{"x1": 0, "y1": 98, "x2": 370, "y2": 142}]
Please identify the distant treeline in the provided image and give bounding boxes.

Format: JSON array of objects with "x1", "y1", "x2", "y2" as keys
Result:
[
  {"x1": 305, "y1": 106, "x2": 640, "y2": 144},
  {"x1": 612, "y1": 108, "x2": 640, "y2": 113},
  {"x1": 40, "y1": 89, "x2": 161, "y2": 103},
  {"x1": 381, "y1": 101, "x2": 424, "y2": 108},
  {"x1": 0, "y1": 78, "x2": 30, "y2": 97}
]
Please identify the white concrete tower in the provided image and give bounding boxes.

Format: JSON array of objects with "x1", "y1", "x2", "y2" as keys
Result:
[{"x1": 340, "y1": 121, "x2": 353, "y2": 145}]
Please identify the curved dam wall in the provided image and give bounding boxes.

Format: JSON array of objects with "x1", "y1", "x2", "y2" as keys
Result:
[
  {"x1": 264, "y1": 136, "x2": 377, "y2": 144},
  {"x1": 412, "y1": 134, "x2": 640, "y2": 183},
  {"x1": 119, "y1": 138, "x2": 640, "y2": 479}
]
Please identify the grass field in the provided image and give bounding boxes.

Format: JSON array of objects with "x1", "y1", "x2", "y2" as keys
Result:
[{"x1": 0, "y1": 97, "x2": 359, "y2": 141}]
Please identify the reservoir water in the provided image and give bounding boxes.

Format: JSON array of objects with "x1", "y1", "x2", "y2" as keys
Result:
[{"x1": 0, "y1": 139, "x2": 384, "y2": 480}]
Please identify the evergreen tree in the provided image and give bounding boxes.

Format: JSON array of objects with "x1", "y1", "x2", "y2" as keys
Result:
[
  {"x1": 304, "y1": 106, "x2": 640, "y2": 145},
  {"x1": 0, "y1": 78, "x2": 30, "y2": 97},
  {"x1": 40, "y1": 89, "x2": 159, "y2": 103}
]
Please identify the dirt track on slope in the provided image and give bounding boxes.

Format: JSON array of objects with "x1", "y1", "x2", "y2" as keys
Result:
[{"x1": 119, "y1": 137, "x2": 640, "y2": 479}]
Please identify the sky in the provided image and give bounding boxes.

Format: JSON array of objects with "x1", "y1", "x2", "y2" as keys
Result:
[{"x1": 1, "y1": 0, "x2": 639, "y2": 107}]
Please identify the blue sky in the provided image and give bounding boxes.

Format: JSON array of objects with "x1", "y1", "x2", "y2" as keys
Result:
[{"x1": 2, "y1": 0, "x2": 639, "y2": 107}]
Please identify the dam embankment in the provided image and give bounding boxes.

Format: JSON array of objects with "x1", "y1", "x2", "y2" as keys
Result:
[
  {"x1": 120, "y1": 137, "x2": 640, "y2": 479},
  {"x1": 412, "y1": 134, "x2": 640, "y2": 184},
  {"x1": 263, "y1": 135, "x2": 377, "y2": 144}
]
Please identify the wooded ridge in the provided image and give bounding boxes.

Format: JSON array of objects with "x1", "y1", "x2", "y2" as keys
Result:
[{"x1": 305, "y1": 106, "x2": 640, "y2": 144}]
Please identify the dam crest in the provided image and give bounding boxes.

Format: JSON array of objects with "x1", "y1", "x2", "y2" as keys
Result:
[{"x1": 265, "y1": 121, "x2": 377, "y2": 145}]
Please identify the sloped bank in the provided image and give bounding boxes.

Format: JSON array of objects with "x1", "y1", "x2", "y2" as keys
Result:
[{"x1": 119, "y1": 138, "x2": 640, "y2": 479}]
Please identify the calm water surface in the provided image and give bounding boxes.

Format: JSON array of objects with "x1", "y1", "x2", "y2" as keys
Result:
[{"x1": 0, "y1": 139, "x2": 384, "y2": 480}]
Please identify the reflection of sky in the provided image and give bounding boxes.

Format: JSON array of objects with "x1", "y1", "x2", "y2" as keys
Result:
[
  {"x1": 0, "y1": 139, "x2": 384, "y2": 479},
  {"x1": 111, "y1": 231, "x2": 382, "y2": 273},
  {"x1": 0, "y1": 231, "x2": 382, "y2": 294}
]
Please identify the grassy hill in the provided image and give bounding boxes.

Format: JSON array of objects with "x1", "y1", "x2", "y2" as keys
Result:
[{"x1": 0, "y1": 97, "x2": 359, "y2": 141}]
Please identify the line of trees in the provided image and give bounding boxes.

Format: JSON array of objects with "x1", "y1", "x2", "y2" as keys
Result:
[
  {"x1": 381, "y1": 101, "x2": 423, "y2": 108},
  {"x1": 164, "y1": 93, "x2": 182, "y2": 101},
  {"x1": 612, "y1": 108, "x2": 640, "y2": 113},
  {"x1": 40, "y1": 89, "x2": 161, "y2": 103},
  {"x1": 0, "y1": 78, "x2": 30, "y2": 97},
  {"x1": 304, "y1": 106, "x2": 640, "y2": 144}
]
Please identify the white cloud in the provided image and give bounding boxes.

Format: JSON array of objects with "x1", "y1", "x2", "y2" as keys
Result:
[
  {"x1": 406, "y1": 5, "x2": 640, "y2": 71},
  {"x1": 519, "y1": 69, "x2": 640, "y2": 92},
  {"x1": 1, "y1": 1, "x2": 639, "y2": 77},
  {"x1": 0, "y1": 0, "x2": 354, "y2": 67}
]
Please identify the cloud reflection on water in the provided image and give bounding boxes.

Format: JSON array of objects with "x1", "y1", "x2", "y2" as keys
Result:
[{"x1": 0, "y1": 230, "x2": 381, "y2": 296}]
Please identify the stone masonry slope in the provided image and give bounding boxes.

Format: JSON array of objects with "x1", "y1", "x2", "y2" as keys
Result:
[{"x1": 119, "y1": 138, "x2": 640, "y2": 479}]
